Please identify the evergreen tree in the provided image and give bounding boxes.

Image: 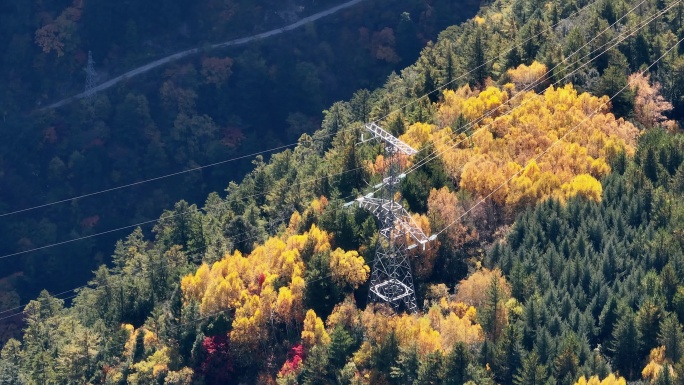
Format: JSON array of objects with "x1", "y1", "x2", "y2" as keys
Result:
[
  {"x1": 328, "y1": 326, "x2": 355, "y2": 371},
  {"x1": 388, "y1": 114, "x2": 406, "y2": 137},
  {"x1": 554, "y1": 334, "x2": 580, "y2": 383},
  {"x1": 133, "y1": 329, "x2": 146, "y2": 363},
  {"x1": 468, "y1": 27, "x2": 488, "y2": 87},
  {"x1": 374, "y1": 330, "x2": 400, "y2": 376},
  {"x1": 513, "y1": 351, "x2": 548, "y2": 385},
  {"x1": 595, "y1": 64, "x2": 634, "y2": 118},
  {"x1": 300, "y1": 345, "x2": 330, "y2": 385},
  {"x1": 350, "y1": 89, "x2": 372, "y2": 123},
  {"x1": 655, "y1": 364, "x2": 675, "y2": 385},
  {"x1": 610, "y1": 310, "x2": 642, "y2": 380},
  {"x1": 494, "y1": 325, "x2": 523, "y2": 385},
  {"x1": 0, "y1": 340, "x2": 23, "y2": 385},
  {"x1": 390, "y1": 344, "x2": 419, "y2": 385},
  {"x1": 480, "y1": 274, "x2": 507, "y2": 341},
  {"x1": 659, "y1": 313, "x2": 684, "y2": 363},
  {"x1": 424, "y1": 69, "x2": 438, "y2": 103},
  {"x1": 637, "y1": 300, "x2": 663, "y2": 357},
  {"x1": 443, "y1": 342, "x2": 471, "y2": 385},
  {"x1": 415, "y1": 350, "x2": 443, "y2": 385},
  {"x1": 598, "y1": 296, "x2": 619, "y2": 341}
]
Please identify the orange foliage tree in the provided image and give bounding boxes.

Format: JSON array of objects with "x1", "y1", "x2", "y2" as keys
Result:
[
  {"x1": 628, "y1": 72, "x2": 675, "y2": 130},
  {"x1": 201, "y1": 57, "x2": 234, "y2": 87},
  {"x1": 34, "y1": 0, "x2": 83, "y2": 57},
  {"x1": 427, "y1": 187, "x2": 479, "y2": 255}
]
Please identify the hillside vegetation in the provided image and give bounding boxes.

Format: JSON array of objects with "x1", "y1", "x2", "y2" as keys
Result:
[
  {"x1": 5, "y1": 0, "x2": 684, "y2": 384},
  {"x1": 0, "y1": 0, "x2": 480, "y2": 308}
]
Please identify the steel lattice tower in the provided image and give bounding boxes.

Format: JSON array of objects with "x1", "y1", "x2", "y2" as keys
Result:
[
  {"x1": 350, "y1": 123, "x2": 434, "y2": 313},
  {"x1": 84, "y1": 51, "x2": 97, "y2": 98}
]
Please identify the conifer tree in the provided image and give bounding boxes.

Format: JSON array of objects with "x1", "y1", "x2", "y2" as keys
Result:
[
  {"x1": 513, "y1": 351, "x2": 548, "y2": 385},
  {"x1": 659, "y1": 314, "x2": 684, "y2": 363},
  {"x1": 443, "y1": 342, "x2": 471, "y2": 385},
  {"x1": 415, "y1": 350, "x2": 443, "y2": 385},
  {"x1": 390, "y1": 344, "x2": 419, "y2": 385},
  {"x1": 610, "y1": 310, "x2": 642, "y2": 380}
]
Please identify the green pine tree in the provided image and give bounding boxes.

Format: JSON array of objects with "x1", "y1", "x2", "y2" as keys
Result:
[
  {"x1": 659, "y1": 314, "x2": 684, "y2": 363},
  {"x1": 513, "y1": 351, "x2": 548, "y2": 385},
  {"x1": 611, "y1": 310, "x2": 642, "y2": 380}
]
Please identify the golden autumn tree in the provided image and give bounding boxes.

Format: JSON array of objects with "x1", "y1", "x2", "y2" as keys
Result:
[
  {"x1": 352, "y1": 299, "x2": 483, "y2": 377},
  {"x1": 181, "y1": 223, "x2": 342, "y2": 357},
  {"x1": 302, "y1": 309, "x2": 331, "y2": 349},
  {"x1": 329, "y1": 248, "x2": 370, "y2": 290},
  {"x1": 179, "y1": 210, "x2": 370, "y2": 365},
  {"x1": 561, "y1": 174, "x2": 603, "y2": 202},
  {"x1": 641, "y1": 346, "x2": 676, "y2": 382},
  {"x1": 326, "y1": 296, "x2": 362, "y2": 331},
  {"x1": 574, "y1": 374, "x2": 627, "y2": 385},
  {"x1": 454, "y1": 268, "x2": 510, "y2": 309},
  {"x1": 406, "y1": 83, "x2": 639, "y2": 215},
  {"x1": 506, "y1": 61, "x2": 548, "y2": 90}
]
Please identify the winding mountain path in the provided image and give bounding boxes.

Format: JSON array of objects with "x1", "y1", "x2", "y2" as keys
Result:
[{"x1": 44, "y1": 0, "x2": 367, "y2": 110}]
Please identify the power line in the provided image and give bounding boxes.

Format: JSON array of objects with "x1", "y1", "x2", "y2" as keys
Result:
[
  {"x1": 0, "y1": 186, "x2": 364, "y2": 321},
  {"x1": 0, "y1": 0, "x2": 629, "y2": 262},
  {"x1": 1, "y1": 1, "x2": 649, "y2": 362},
  {"x1": 0, "y1": 165, "x2": 366, "y2": 260},
  {"x1": 370, "y1": 0, "x2": 600, "y2": 124},
  {"x1": 0, "y1": 225, "x2": 272, "y2": 319},
  {"x1": 1, "y1": 0, "x2": 598, "y2": 220},
  {"x1": 0, "y1": 0, "x2": 619, "y2": 327},
  {"x1": 403, "y1": 0, "x2": 675, "y2": 178},
  {"x1": 0, "y1": 201, "x2": 372, "y2": 328},
  {"x1": 432, "y1": 34, "x2": 684, "y2": 237},
  {"x1": 0, "y1": 223, "x2": 281, "y2": 322},
  {"x1": 0, "y1": 143, "x2": 299, "y2": 217},
  {"x1": 7, "y1": 2, "x2": 673, "y2": 356}
]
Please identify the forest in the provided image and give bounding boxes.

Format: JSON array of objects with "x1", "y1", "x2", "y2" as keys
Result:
[
  {"x1": 5, "y1": 0, "x2": 684, "y2": 384},
  {"x1": 0, "y1": 0, "x2": 480, "y2": 314}
]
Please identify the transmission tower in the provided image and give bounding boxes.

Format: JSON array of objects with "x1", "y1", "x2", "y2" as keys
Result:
[
  {"x1": 84, "y1": 51, "x2": 97, "y2": 98},
  {"x1": 348, "y1": 122, "x2": 435, "y2": 313}
]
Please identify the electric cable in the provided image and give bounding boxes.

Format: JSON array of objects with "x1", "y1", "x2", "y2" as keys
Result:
[
  {"x1": 0, "y1": 0, "x2": 598, "y2": 218},
  {"x1": 402, "y1": 0, "x2": 676, "y2": 178},
  {"x1": 431, "y1": 34, "x2": 684, "y2": 237}
]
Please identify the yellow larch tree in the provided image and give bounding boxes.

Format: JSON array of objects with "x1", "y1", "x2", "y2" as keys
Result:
[
  {"x1": 181, "y1": 222, "x2": 354, "y2": 355},
  {"x1": 454, "y1": 268, "x2": 511, "y2": 308},
  {"x1": 574, "y1": 374, "x2": 627, "y2": 385},
  {"x1": 128, "y1": 348, "x2": 171, "y2": 385},
  {"x1": 326, "y1": 296, "x2": 363, "y2": 331},
  {"x1": 407, "y1": 83, "x2": 638, "y2": 214},
  {"x1": 329, "y1": 249, "x2": 370, "y2": 290},
  {"x1": 507, "y1": 61, "x2": 549, "y2": 90},
  {"x1": 301, "y1": 309, "x2": 331, "y2": 349},
  {"x1": 358, "y1": 300, "x2": 484, "y2": 358},
  {"x1": 642, "y1": 346, "x2": 676, "y2": 382},
  {"x1": 560, "y1": 174, "x2": 603, "y2": 203},
  {"x1": 231, "y1": 293, "x2": 266, "y2": 354}
]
